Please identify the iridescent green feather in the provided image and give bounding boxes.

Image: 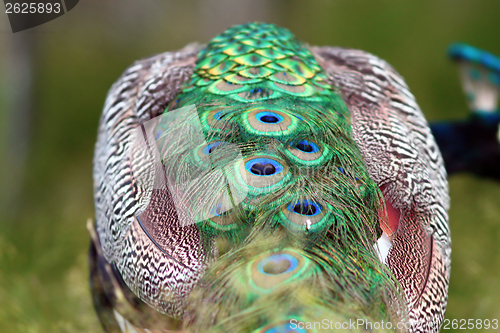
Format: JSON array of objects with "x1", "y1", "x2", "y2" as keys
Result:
[{"x1": 154, "y1": 22, "x2": 402, "y2": 331}]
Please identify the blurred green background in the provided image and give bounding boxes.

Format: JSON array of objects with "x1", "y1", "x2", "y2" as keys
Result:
[{"x1": 1, "y1": 0, "x2": 499, "y2": 332}]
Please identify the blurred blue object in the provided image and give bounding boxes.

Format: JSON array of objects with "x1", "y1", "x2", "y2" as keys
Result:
[
  {"x1": 448, "y1": 43, "x2": 500, "y2": 74},
  {"x1": 431, "y1": 44, "x2": 500, "y2": 180}
]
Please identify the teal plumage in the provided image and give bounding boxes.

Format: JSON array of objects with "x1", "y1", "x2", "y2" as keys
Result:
[{"x1": 91, "y1": 23, "x2": 450, "y2": 333}]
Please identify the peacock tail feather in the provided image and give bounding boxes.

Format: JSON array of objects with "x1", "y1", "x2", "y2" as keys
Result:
[{"x1": 92, "y1": 22, "x2": 451, "y2": 333}]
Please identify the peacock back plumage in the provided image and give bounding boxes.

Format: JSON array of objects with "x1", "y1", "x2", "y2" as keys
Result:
[{"x1": 92, "y1": 22, "x2": 450, "y2": 333}]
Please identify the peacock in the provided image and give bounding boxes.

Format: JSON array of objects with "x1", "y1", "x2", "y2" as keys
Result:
[
  {"x1": 430, "y1": 43, "x2": 500, "y2": 180},
  {"x1": 90, "y1": 23, "x2": 451, "y2": 333}
]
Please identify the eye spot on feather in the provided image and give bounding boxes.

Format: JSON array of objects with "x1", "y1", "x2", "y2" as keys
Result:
[
  {"x1": 288, "y1": 200, "x2": 322, "y2": 216},
  {"x1": 258, "y1": 253, "x2": 299, "y2": 276},
  {"x1": 256, "y1": 111, "x2": 284, "y2": 124},
  {"x1": 196, "y1": 141, "x2": 237, "y2": 166},
  {"x1": 245, "y1": 157, "x2": 284, "y2": 177},
  {"x1": 197, "y1": 141, "x2": 223, "y2": 159},
  {"x1": 206, "y1": 201, "x2": 239, "y2": 231},
  {"x1": 204, "y1": 108, "x2": 234, "y2": 131},
  {"x1": 285, "y1": 139, "x2": 326, "y2": 165},
  {"x1": 250, "y1": 250, "x2": 308, "y2": 290},
  {"x1": 207, "y1": 216, "x2": 237, "y2": 231},
  {"x1": 213, "y1": 111, "x2": 223, "y2": 120},
  {"x1": 279, "y1": 200, "x2": 330, "y2": 232},
  {"x1": 295, "y1": 140, "x2": 319, "y2": 153},
  {"x1": 242, "y1": 109, "x2": 295, "y2": 137},
  {"x1": 251, "y1": 163, "x2": 276, "y2": 176},
  {"x1": 238, "y1": 155, "x2": 290, "y2": 190},
  {"x1": 201, "y1": 141, "x2": 224, "y2": 155},
  {"x1": 210, "y1": 203, "x2": 231, "y2": 217}
]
